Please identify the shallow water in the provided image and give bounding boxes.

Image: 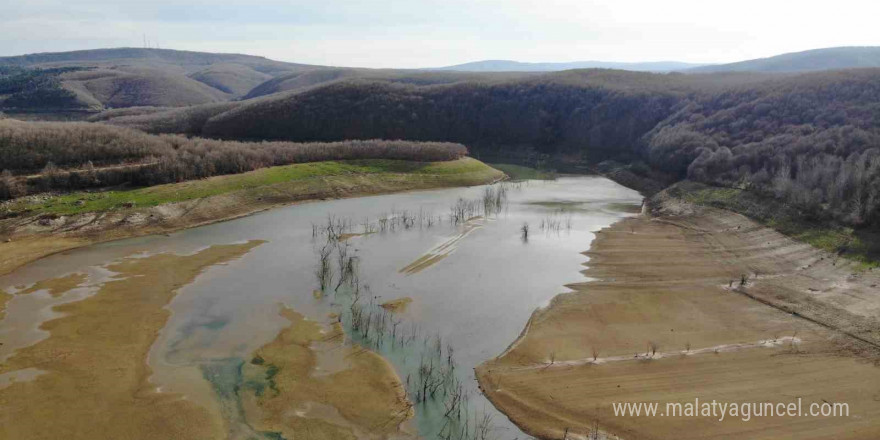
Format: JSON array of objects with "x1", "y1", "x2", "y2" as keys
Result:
[{"x1": 0, "y1": 176, "x2": 642, "y2": 439}]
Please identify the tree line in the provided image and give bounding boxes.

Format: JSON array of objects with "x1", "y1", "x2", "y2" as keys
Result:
[
  {"x1": 99, "y1": 68, "x2": 880, "y2": 227},
  {"x1": 0, "y1": 118, "x2": 467, "y2": 199}
]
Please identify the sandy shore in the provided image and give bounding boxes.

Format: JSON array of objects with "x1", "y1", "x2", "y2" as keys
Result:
[{"x1": 477, "y1": 198, "x2": 880, "y2": 439}]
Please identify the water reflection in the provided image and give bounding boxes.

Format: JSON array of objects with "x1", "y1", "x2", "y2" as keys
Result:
[{"x1": 0, "y1": 176, "x2": 642, "y2": 439}]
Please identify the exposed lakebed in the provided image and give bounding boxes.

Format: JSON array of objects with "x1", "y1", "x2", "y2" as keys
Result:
[{"x1": 0, "y1": 176, "x2": 642, "y2": 439}]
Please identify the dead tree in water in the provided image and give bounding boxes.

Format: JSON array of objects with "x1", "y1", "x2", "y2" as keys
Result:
[{"x1": 315, "y1": 242, "x2": 334, "y2": 290}]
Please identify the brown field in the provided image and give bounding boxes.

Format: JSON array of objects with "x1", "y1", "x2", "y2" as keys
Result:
[{"x1": 477, "y1": 202, "x2": 880, "y2": 440}]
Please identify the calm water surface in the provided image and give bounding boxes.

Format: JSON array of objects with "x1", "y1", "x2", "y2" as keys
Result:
[{"x1": 0, "y1": 176, "x2": 642, "y2": 439}]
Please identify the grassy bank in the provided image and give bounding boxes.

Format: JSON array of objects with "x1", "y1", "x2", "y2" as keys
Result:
[
  {"x1": 662, "y1": 181, "x2": 880, "y2": 268},
  {"x1": 487, "y1": 163, "x2": 556, "y2": 181},
  {"x1": 3, "y1": 158, "x2": 498, "y2": 218},
  {"x1": 0, "y1": 157, "x2": 503, "y2": 275}
]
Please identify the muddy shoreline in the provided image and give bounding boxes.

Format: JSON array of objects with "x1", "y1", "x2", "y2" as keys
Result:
[
  {"x1": 0, "y1": 242, "x2": 265, "y2": 440},
  {"x1": 477, "y1": 195, "x2": 880, "y2": 440},
  {"x1": 0, "y1": 161, "x2": 504, "y2": 277},
  {"x1": 5, "y1": 166, "x2": 879, "y2": 439}
]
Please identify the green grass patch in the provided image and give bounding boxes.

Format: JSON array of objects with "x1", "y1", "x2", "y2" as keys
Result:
[
  {"x1": 488, "y1": 163, "x2": 556, "y2": 181},
  {"x1": 3, "y1": 158, "x2": 501, "y2": 217}
]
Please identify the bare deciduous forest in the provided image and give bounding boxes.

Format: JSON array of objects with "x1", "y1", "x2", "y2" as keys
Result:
[
  {"x1": 98, "y1": 68, "x2": 880, "y2": 227},
  {"x1": 0, "y1": 119, "x2": 467, "y2": 198},
  {"x1": 3, "y1": 50, "x2": 880, "y2": 228}
]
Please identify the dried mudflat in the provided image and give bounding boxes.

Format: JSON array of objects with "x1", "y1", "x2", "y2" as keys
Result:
[
  {"x1": 241, "y1": 307, "x2": 412, "y2": 440},
  {"x1": 477, "y1": 202, "x2": 880, "y2": 440},
  {"x1": 0, "y1": 241, "x2": 412, "y2": 440},
  {"x1": 0, "y1": 242, "x2": 264, "y2": 440}
]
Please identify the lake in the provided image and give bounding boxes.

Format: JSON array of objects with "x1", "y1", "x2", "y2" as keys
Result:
[{"x1": 0, "y1": 176, "x2": 642, "y2": 440}]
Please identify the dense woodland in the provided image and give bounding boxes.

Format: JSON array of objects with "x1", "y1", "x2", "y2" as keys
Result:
[
  {"x1": 99, "y1": 68, "x2": 880, "y2": 227},
  {"x1": 0, "y1": 66, "x2": 82, "y2": 110},
  {"x1": 106, "y1": 71, "x2": 699, "y2": 158},
  {"x1": 653, "y1": 69, "x2": 880, "y2": 226},
  {"x1": 0, "y1": 119, "x2": 467, "y2": 198},
  {"x1": 6, "y1": 63, "x2": 880, "y2": 228}
]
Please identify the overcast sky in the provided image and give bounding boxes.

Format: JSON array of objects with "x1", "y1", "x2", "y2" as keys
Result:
[{"x1": 2, "y1": 0, "x2": 878, "y2": 68}]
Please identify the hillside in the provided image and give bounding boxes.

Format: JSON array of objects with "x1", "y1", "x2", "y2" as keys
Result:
[
  {"x1": 689, "y1": 46, "x2": 880, "y2": 73},
  {"x1": 101, "y1": 69, "x2": 776, "y2": 152},
  {"x1": 6, "y1": 46, "x2": 879, "y2": 111},
  {"x1": 0, "y1": 66, "x2": 82, "y2": 110},
  {"x1": 100, "y1": 67, "x2": 880, "y2": 230},
  {"x1": 0, "y1": 118, "x2": 470, "y2": 199},
  {"x1": 60, "y1": 67, "x2": 231, "y2": 108},
  {"x1": 0, "y1": 48, "x2": 527, "y2": 110},
  {"x1": 6, "y1": 47, "x2": 880, "y2": 231},
  {"x1": 0, "y1": 48, "x2": 311, "y2": 75},
  {"x1": 242, "y1": 68, "x2": 530, "y2": 99},
  {"x1": 0, "y1": 48, "x2": 323, "y2": 110},
  {"x1": 432, "y1": 59, "x2": 706, "y2": 72},
  {"x1": 187, "y1": 63, "x2": 274, "y2": 96}
]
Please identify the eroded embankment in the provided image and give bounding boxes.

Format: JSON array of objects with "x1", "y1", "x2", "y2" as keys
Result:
[
  {"x1": 0, "y1": 158, "x2": 504, "y2": 276},
  {"x1": 476, "y1": 200, "x2": 880, "y2": 440}
]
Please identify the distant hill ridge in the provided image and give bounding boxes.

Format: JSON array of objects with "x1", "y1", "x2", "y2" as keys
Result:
[
  {"x1": 435, "y1": 47, "x2": 880, "y2": 73},
  {"x1": 687, "y1": 47, "x2": 880, "y2": 73},
  {"x1": 430, "y1": 59, "x2": 706, "y2": 72},
  {"x1": 0, "y1": 47, "x2": 310, "y2": 73},
  {"x1": 3, "y1": 46, "x2": 880, "y2": 111},
  {"x1": 0, "y1": 48, "x2": 325, "y2": 110}
]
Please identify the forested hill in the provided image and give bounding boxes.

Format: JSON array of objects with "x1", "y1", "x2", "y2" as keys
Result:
[
  {"x1": 648, "y1": 69, "x2": 880, "y2": 227},
  {"x1": 99, "y1": 68, "x2": 880, "y2": 228},
  {"x1": 5, "y1": 46, "x2": 879, "y2": 111},
  {"x1": 0, "y1": 48, "x2": 526, "y2": 110}
]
